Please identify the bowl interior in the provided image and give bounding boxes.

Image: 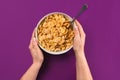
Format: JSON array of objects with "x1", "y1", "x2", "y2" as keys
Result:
[{"x1": 36, "y1": 12, "x2": 74, "y2": 55}]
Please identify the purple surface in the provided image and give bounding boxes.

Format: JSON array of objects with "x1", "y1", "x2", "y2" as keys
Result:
[{"x1": 0, "y1": 0, "x2": 120, "y2": 80}]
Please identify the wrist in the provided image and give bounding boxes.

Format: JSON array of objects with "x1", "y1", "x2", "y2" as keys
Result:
[
  {"x1": 74, "y1": 49, "x2": 84, "y2": 55},
  {"x1": 74, "y1": 50, "x2": 85, "y2": 58},
  {"x1": 32, "y1": 63, "x2": 41, "y2": 70},
  {"x1": 32, "y1": 61, "x2": 43, "y2": 68},
  {"x1": 33, "y1": 58, "x2": 44, "y2": 66}
]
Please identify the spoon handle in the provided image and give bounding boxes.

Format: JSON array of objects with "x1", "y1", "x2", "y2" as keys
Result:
[{"x1": 71, "y1": 4, "x2": 88, "y2": 23}]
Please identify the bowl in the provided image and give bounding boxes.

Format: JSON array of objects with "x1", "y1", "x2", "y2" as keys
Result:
[{"x1": 36, "y1": 12, "x2": 74, "y2": 55}]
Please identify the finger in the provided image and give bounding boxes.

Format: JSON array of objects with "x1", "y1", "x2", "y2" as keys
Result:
[
  {"x1": 33, "y1": 28, "x2": 39, "y2": 44},
  {"x1": 73, "y1": 25, "x2": 81, "y2": 41},
  {"x1": 32, "y1": 28, "x2": 37, "y2": 39},
  {"x1": 73, "y1": 25, "x2": 79, "y2": 36},
  {"x1": 30, "y1": 28, "x2": 37, "y2": 43},
  {"x1": 75, "y1": 20, "x2": 86, "y2": 38},
  {"x1": 33, "y1": 37, "x2": 42, "y2": 52},
  {"x1": 29, "y1": 28, "x2": 37, "y2": 49},
  {"x1": 33, "y1": 28, "x2": 37, "y2": 38},
  {"x1": 32, "y1": 37, "x2": 38, "y2": 47}
]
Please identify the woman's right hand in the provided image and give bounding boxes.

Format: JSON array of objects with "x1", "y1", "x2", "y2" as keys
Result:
[{"x1": 73, "y1": 20, "x2": 86, "y2": 54}]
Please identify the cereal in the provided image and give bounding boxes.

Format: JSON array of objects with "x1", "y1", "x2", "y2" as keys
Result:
[{"x1": 37, "y1": 13, "x2": 74, "y2": 52}]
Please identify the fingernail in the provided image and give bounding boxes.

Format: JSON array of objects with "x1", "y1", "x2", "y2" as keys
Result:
[
  {"x1": 33, "y1": 38, "x2": 36, "y2": 42},
  {"x1": 73, "y1": 25, "x2": 76, "y2": 29},
  {"x1": 33, "y1": 38, "x2": 38, "y2": 45}
]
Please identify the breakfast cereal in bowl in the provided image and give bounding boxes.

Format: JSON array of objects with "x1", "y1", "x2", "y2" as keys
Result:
[{"x1": 36, "y1": 12, "x2": 74, "y2": 55}]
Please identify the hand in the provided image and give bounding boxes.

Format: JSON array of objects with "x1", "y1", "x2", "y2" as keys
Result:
[
  {"x1": 73, "y1": 20, "x2": 86, "y2": 54},
  {"x1": 29, "y1": 29, "x2": 44, "y2": 65}
]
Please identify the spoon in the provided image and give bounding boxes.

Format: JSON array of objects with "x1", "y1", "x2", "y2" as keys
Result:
[{"x1": 71, "y1": 4, "x2": 88, "y2": 24}]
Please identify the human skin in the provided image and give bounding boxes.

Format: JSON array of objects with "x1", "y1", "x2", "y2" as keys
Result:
[
  {"x1": 73, "y1": 20, "x2": 93, "y2": 80},
  {"x1": 20, "y1": 30, "x2": 44, "y2": 80},
  {"x1": 20, "y1": 20, "x2": 93, "y2": 80}
]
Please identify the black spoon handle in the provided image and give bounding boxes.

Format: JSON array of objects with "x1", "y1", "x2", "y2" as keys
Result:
[{"x1": 71, "y1": 4, "x2": 88, "y2": 23}]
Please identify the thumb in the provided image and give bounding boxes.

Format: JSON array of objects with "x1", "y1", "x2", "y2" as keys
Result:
[
  {"x1": 33, "y1": 38, "x2": 39, "y2": 49},
  {"x1": 74, "y1": 25, "x2": 80, "y2": 37}
]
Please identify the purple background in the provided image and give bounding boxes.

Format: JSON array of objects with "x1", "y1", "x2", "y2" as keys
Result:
[{"x1": 0, "y1": 0, "x2": 120, "y2": 80}]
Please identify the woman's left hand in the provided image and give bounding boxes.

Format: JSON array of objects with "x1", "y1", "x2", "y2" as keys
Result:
[{"x1": 29, "y1": 29, "x2": 44, "y2": 65}]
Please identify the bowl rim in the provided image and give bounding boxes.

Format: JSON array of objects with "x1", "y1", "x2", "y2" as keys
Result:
[{"x1": 35, "y1": 12, "x2": 74, "y2": 55}]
